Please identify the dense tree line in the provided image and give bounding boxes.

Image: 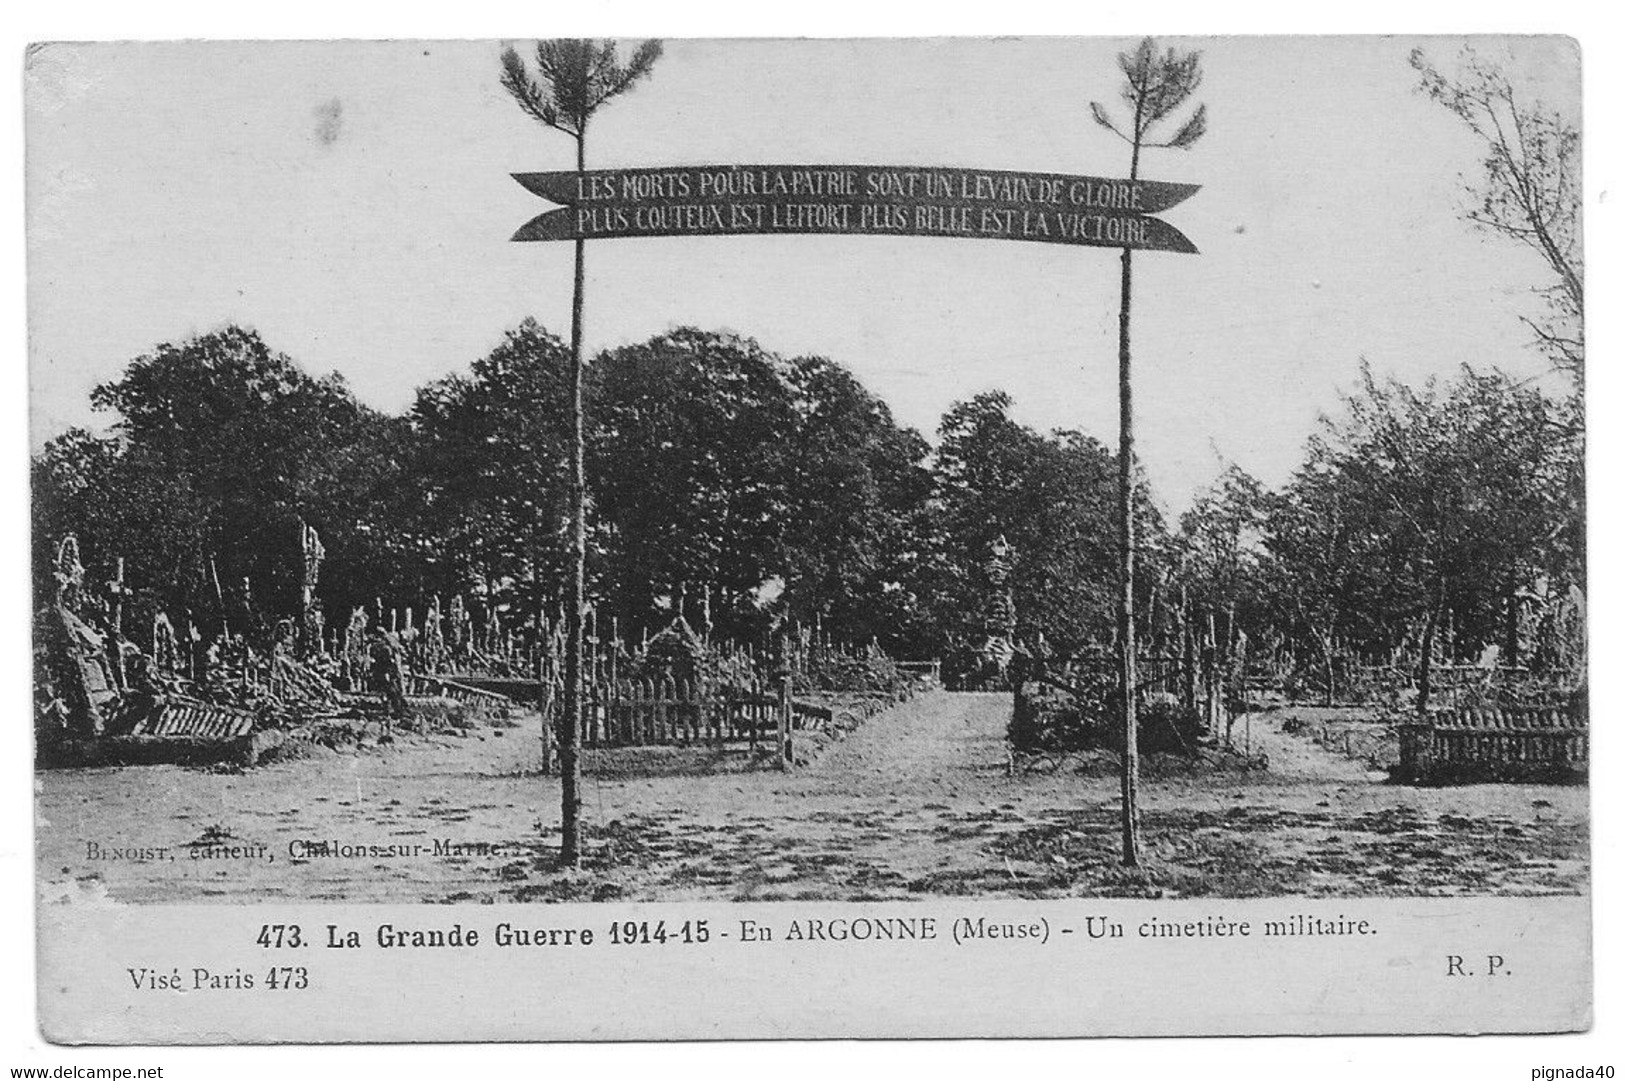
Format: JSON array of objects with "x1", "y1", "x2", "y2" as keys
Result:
[
  {"x1": 32, "y1": 323, "x2": 1137, "y2": 665},
  {"x1": 1171, "y1": 364, "x2": 1583, "y2": 697},
  {"x1": 922, "y1": 391, "x2": 1163, "y2": 657},
  {"x1": 33, "y1": 319, "x2": 1581, "y2": 688},
  {"x1": 32, "y1": 327, "x2": 412, "y2": 640}
]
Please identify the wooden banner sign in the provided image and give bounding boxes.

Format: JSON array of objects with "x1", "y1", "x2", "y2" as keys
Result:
[{"x1": 512, "y1": 164, "x2": 1199, "y2": 253}]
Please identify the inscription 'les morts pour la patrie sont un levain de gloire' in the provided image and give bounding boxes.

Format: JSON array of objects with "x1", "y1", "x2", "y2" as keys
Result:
[{"x1": 512, "y1": 165, "x2": 1201, "y2": 253}]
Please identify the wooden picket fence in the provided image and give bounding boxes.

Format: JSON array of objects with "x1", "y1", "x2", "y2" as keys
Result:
[
  {"x1": 895, "y1": 659, "x2": 942, "y2": 682},
  {"x1": 127, "y1": 697, "x2": 257, "y2": 740},
  {"x1": 426, "y1": 671, "x2": 854, "y2": 766},
  {"x1": 407, "y1": 673, "x2": 519, "y2": 707},
  {"x1": 1396, "y1": 702, "x2": 1587, "y2": 784},
  {"x1": 581, "y1": 677, "x2": 795, "y2": 748}
]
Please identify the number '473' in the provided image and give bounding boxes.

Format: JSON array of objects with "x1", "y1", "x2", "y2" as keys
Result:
[
  {"x1": 256, "y1": 924, "x2": 304, "y2": 948},
  {"x1": 264, "y1": 967, "x2": 309, "y2": 990}
]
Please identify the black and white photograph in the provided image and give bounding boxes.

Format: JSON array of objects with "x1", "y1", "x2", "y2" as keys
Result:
[{"x1": 21, "y1": 29, "x2": 1597, "y2": 1045}]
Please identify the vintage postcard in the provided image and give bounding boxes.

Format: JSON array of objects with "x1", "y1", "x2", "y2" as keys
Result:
[{"x1": 27, "y1": 35, "x2": 1588, "y2": 1042}]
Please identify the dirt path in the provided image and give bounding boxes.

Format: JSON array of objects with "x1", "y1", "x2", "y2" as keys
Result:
[
  {"x1": 795, "y1": 690, "x2": 1010, "y2": 794},
  {"x1": 36, "y1": 691, "x2": 1588, "y2": 904},
  {"x1": 1229, "y1": 709, "x2": 1378, "y2": 784}
]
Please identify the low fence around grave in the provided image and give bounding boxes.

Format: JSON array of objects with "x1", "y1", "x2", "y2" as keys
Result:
[
  {"x1": 431, "y1": 672, "x2": 844, "y2": 763},
  {"x1": 582, "y1": 678, "x2": 772, "y2": 747},
  {"x1": 895, "y1": 659, "x2": 941, "y2": 683},
  {"x1": 41, "y1": 695, "x2": 284, "y2": 769},
  {"x1": 581, "y1": 677, "x2": 845, "y2": 752},
  {"x1": 128, "y1": 697, "x2": 257, "y2": 740},
  {"x1": 408, "y1": 673, "x2": 525, "y2": 708},
  {"x1": 1395, "y1": 702, "x2": 1587, "y2": 785},
  {"x1": 422, "y1": 648, "x2": 931, "y2": 771}
]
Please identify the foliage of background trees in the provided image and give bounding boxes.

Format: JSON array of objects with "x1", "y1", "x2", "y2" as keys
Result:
[
  {"x1": 923, "y1": 391, "x2": 1163, "y2": 658},
  {"x1": 31, "y1": 322, "x2": 1135, "y2": 663},
  {"x1": 1170, "y1": 364, "x2": 1583, "y2": 696},
  {"x1": 406, "y1": 319, "x2": 574, "y2": 617},
  {"x1": 32, "y1": 327, "x2": 410, "y2": 642},
  {"x1": 32, "y1": 311, "x2": 1582, "y2": 688}
]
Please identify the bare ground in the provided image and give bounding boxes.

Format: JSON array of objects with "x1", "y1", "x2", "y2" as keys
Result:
[{"x1": 35, "y1": 691, "x2": 1587, "y2": 904}]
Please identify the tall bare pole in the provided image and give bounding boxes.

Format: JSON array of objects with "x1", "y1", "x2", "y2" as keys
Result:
[
  {"x1": 560, "y1": 131, "x2": 587, "y2": 867},
  {"x1": 1116, "y1": 129, "x2": 1143, "y2": 866},
  {"x1": 500, "y1": 39, "x2": 663, "y2": 869},
  {"x1": 1092, "y1": 37, "x2": 1207, "y2": 868}
]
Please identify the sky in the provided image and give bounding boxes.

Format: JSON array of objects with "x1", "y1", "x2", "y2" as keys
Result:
[{"x1": 24, "y1": 35, "x2": 1580, "y2": 515}]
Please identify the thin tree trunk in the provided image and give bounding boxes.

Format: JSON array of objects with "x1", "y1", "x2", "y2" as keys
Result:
[
  {"x1": 560, "y1": 133, "x2": 587, "y2": 869},
  {"x1": 1180, "y1": 585, "x2": 1196, "y2": 716},
  {"x1": 109, "y1": 557, "x2": 126, "y2": 691},
  {"x1": 1416, "y1": 584, "x2": 1445, "y2": 717},
  {"x1": 1321, "y1": 637, "x2": 1335, "y2": 709},
  {"x1": 1503, "y1": 573, "x2": 1520, "y2": 669},
  {"x1": 1204, "y1": 611, "x2": 1219, "y2": 735},
  {"x1": 1223, "y1": 602, "x2": 1237, "y2": 738}
]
